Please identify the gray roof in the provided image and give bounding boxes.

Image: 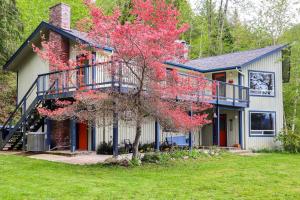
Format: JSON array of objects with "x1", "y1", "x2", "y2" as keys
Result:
[
  {"x1": 185, "y1": 44, "x2": 287, "y2": 72},
  {"x1": 63, "y1": 28, "x2": 113, "y2": 51}
]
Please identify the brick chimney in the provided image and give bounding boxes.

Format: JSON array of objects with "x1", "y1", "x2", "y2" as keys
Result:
[
  {"x1": 48, "y1": 3, "x2": 70, "y2": 72},
  {"x1": 48, "y1": 3, "x2": 71, "y2": 149},
  {"x1": 49, "y1": 3, "x2": 71, "y2": 30}
]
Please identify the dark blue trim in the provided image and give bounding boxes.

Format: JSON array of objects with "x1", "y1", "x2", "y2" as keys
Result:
[
  {"x1": 155, "y1": 121, "x2": 160, "y2": 151},
  {"x1": 218, "y1": 105, "x2": 244, "y2": 111},
  {"x1": 165, "y1": 62, "x2": 206, "y2": 73},
  {"x1": 70, "y1": 119, "x2": 76, "y2": 152},
  {"x1": 166, "y1": 61, "x2": 241, "y2": 73},
  {"x1": 112, "y1": 112, "x2": 118, "y2": 157},
  {"x1": 188, "y1": 111, "x2": 193, "y2": 150},
  {"x1": 238, "y1": 110, "x2": 243, "y2": 149},
  {"x1": 167, "y1": 45, "x2": 287, "y2": 73},
  {"x1": 16, "y1": 72, "x2": 19, "y2": 106},
  {"x1": 216, "y1": 105, "x2": 220, "y2": 146},
  {"x1": 248, "y1": 70, "x2": 276, "y2": 97},
  {"x1": 241, "y1": 45, "x2": 288, "y2": 68},
  {"x1": 91, "y1": 125, "x2": 96, "y2": 151},
  {"x1": 248, "y1": 110, "x2": 277, "y2": 137},
  {"x1": 203, "y1": 66, "x2": 241, "y2": 73},
  {"x1": 3, "y1": 21, "x2": 113, "y2": 70}
]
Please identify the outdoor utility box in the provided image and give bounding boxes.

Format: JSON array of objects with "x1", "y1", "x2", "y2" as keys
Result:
[{"x1": 27, "y1": 132, "x2": 46, "y2": 152}]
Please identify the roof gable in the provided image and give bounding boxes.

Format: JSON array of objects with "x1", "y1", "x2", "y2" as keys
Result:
[
  {"x1": 185, "y1": 45, "x2": 288, "y2": 72},
  {"x1": 3, "y1": 21, "x2": 113, "y2": 70}
]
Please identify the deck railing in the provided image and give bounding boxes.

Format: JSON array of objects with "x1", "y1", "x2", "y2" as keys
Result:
[{"x1": 36, "y1": 62, "x2": 249, "y2": 107}]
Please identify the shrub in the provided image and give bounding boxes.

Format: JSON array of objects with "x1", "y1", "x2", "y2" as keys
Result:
[
  {"x1": 276, "y1": 131, "x2": 300, "y2": 153},
  {"x1": 103, "y1": 157, "x2": 133, "y2": 167},
  {"x1": 97, "y1": 142, "x2": 113, "y2": 155},
  {"x1": 130, "y1": 158, "x2": 142, "y2": 166},
  {"x1": 139, "y1": 143, "x2": 154, "y2": 153},
  {"x1": 142, "y1": 152, "x2": 162, "y2": 163},
  {"x1": 142, "y1": 149, "x2": 206, "y2": 164},
  {"x1": 141, "y1": 152, "x2": 171, "y2": 164}
]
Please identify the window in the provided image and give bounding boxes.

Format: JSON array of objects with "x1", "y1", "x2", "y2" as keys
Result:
[
  {"x1": 249, "y1": 71, "x2": 275, "y2": 96},
  {"x1": 250, "y1": 111, "x2": 276, "y2": 136}
]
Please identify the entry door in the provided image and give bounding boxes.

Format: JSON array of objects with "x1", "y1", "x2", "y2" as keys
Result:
[
  {"x1": 219, "y1": 114, "x2": 227, "y2": 147},
  {"x1": 77, "y1": 122, "x2": 88, "y2": 150},
  {"x1": 76, "y1": 55, "x2": 89, "y2": 89},
  {"x1": 212, "y1": 72, "x2": 226, "y2": 97}
]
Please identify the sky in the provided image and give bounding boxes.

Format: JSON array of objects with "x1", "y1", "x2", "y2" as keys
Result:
[{"x1": 188, "y1": 0, "x2": 300, "y2": 24}]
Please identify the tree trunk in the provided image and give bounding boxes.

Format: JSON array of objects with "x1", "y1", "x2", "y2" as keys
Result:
[
  {"x1": 132, "y1": 117, "x2": 142, "y2": 159},
  {"x1": 291, "y1": 87, "x2": 299, "y2": 134},
  {"x1": 207, "y1": 0, "x2": 212, "y2": 52},
  {"x1": 283, "y1": 110, "x2": 288, "y2": 134},
  {"x1": 218, "y1": 0, "x2": 229, "y2": 54}
]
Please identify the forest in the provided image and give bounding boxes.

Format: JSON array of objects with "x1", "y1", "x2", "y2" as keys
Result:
[{"x1": 1, "y1": 0, "x2": 300, "y2": 134}]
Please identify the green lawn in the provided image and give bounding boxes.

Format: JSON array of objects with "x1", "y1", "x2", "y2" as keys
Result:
[{"x1": 0, "y1": 153, "x2": 300, "y2": 200}]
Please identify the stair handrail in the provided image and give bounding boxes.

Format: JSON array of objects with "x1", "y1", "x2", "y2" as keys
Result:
[
  {"x1": 1, "y1": 77, "x2": 39, "y2": 131},
  {"x1": 0, "y1": 80, "x2": 57, "y2": 148}
]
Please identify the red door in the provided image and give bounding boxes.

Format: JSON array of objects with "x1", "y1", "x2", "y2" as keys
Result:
[
  {"x1": 78, "y1": 122, "x2": 88, "y2": 150},
  {"x1": 212, "y1": 72, "x2": 226, "y2": 97},
  {"x1": 219, "y1": 114, "x2": 227, "y2": 147},
  {"x1": 76, "y1": 55, "x2": 89, "y2": 89}
]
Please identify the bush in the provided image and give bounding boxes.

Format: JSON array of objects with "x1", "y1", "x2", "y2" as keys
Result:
[
  {"x1": 142, "y1": 152, "x2": 162, "y2": 163},
  {"x1": 103, "y1": 157, "x2": 133, "y2": 167},
  {"x1": 276, "y1": 131, "x2": 300, "y2": 153},
  {"x1": 97, "y1": 142, "x2": 113, "y2": 155},
  {"x1": 142, "y1": 150, "x2": 207, "y2": 164},
  {"x1": 139, "y1": 143, "x2": 154, "y2": 153}
]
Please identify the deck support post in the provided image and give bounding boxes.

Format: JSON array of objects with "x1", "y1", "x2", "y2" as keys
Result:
[
  {"x1": 46, "y1": 119, "x2": 51, "y2": 150},
  {"x1": 155, "y1": 121, "x2": 160, "y2": 152},
  {"x1": 91, "y1": 125, "x2": 96, "y2": 151},
  {"x1": 239, "y1": 110, "x2": 243, "y2": 149},
  {"x1": 189, "y1": 111, "x2": 193, "y2": 151},
  {"x1": 70, "y1": 119, "x2": 76, "y2": 152},
  {"x1": 216, "y1": 105, "x2": 220, "y2": 146},
  {"x1": 113, "y1": 112, "x2": 118, "y2": 157}
]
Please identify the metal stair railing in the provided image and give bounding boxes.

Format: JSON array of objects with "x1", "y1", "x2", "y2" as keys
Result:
[{"x1": 0, "y1": 79, "x2": 56, "y2": 149}]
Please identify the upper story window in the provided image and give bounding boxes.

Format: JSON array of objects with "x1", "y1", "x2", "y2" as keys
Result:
[
  {"x1": 249, "y1": 70, "x2": 275, "y2": 97},
  {"x1": 250, "y1": 111, "x2": 276, "y2": 136}
]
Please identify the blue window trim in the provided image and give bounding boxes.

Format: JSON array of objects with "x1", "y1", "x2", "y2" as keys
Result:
[
  {"x1": 248, "y1": 110, "x2": 276, "y2": 137},
  {"x1": 248, "y1": 70, "x2": 276, "y2": 97}
]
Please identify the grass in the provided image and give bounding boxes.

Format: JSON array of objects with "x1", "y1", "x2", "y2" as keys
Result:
[{"x1": 0, "y1": 153, "x2": 300, "y2": 200}]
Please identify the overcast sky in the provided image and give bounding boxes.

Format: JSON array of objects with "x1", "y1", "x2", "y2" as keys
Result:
[{"x1": 188, "y1": 0, "x2": 300, "y2": 24}]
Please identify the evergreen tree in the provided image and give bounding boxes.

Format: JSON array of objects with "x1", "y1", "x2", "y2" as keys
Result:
[{"x1": 0, "y1": 0, "x2": 23, "y2": 124}]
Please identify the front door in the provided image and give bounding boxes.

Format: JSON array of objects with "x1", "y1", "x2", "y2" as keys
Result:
[
  {"x1": 219, "y1": 114, "x2": 227, "y2": 147},
  {"x1": 77, "y1": 122, "x2": 88, "y2": 150},
  {"x1": 212, "y1": 72, "x2": 226, "y2": 97}
]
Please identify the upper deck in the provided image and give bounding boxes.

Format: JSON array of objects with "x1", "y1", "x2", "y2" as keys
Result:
[{"x1": 35, "y1": 63, "x2": 249, "y2": 108}]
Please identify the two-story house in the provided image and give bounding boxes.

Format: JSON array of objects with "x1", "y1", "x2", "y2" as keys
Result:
[{"x1": 0, "y1": 3, "x2": 290, "y2": 153}]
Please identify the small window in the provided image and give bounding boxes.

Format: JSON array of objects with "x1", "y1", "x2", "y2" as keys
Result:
[
  {"x1": 249, "y1": 71, "x2": 275, "y2": 96},
  {"x1": 250, "y1": 111, "x2": 276, "y2": 136}
]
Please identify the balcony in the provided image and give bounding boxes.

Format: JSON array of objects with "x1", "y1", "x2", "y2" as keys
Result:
[{"x1": 36, "y1": 63, "x2": 249, "y2": 108}]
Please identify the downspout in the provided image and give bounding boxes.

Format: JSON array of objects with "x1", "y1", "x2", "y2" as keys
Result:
[{"x1": 236, "y1": 67, "x2": 247, "y2": 149}]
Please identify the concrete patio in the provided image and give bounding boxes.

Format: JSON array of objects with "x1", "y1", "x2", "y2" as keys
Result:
[{"x1": 27, "y1": 153, "x2": 114, "y2": 165}]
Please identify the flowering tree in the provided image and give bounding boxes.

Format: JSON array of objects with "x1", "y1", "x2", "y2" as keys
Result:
[{"x1": 34, "y1": 0, "x2": 214, "y2": 158}]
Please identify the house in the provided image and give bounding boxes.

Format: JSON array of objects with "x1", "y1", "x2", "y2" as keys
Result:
[{"x1": 0, "y1": 3, "x2": 290, "y2": 153}]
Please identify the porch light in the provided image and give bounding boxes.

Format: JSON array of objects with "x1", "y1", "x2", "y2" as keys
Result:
[{"x1": 213, "y1": 113, "x2": 217, "y2": 118}]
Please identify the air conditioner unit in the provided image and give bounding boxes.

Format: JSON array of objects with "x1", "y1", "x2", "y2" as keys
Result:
[{"x1": 27, "y1": 132, "x2": 46, "y2": 152}]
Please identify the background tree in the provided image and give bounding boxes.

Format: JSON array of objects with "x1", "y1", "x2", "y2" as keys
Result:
[{"x1": 0, "y1": 0, "x2": 23, "y2": 124}]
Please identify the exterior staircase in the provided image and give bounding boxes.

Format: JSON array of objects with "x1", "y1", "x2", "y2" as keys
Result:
[{"x1": 0, "y1": 78, "x2": 54, "y2": 151}]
